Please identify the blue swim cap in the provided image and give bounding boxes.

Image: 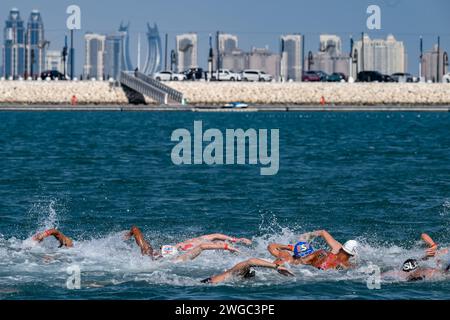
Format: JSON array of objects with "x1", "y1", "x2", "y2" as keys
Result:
[{"x1": 293, "y1": 241, "x2": 315, "y2": 258}]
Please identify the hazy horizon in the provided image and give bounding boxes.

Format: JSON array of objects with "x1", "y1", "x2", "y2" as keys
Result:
[{"x1": 1, "y1": 0, "x2": 449, "y2": 75}]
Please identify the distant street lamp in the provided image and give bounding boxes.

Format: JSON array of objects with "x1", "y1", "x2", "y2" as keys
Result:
[
  {"x1": 62, "y1": 35, "x2": 68, "y2": 78},
  {"x1": 307, "y1": 51, "x2": 314, "y2": 71},
  {"x1": 353, "y1": 49, "x2": 359, "y2": 75},
  {"x1": 444, "y1": 52, "x2": 449, "y2": 77},
  {"x1": 436, "y1": 36, "x2": 440, "y2": 83}
]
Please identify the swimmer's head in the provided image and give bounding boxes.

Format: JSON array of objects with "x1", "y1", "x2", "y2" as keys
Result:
[
  {"x1": 243, "y1": 269, "x2": 256, "y2": 279},
  {"x1": 161, "y1": 245, "x2": 178, "y2": 257},
  {"x1": 341, "y1": 240, "x2": 359, "y2": 256},
  {"x1": 293, "y1": 241, "x2": 315, "y2": 258},
  {"x1": 402, "y1": 259, "x2": 419, "y2": 273}
]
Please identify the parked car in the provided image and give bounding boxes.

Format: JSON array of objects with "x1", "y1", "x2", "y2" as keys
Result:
[
  {"x1": 40, "y1": 70, "x2": 66, "y2": 80},
  {"x1": 184, "y1": 68, "x2": 205, "y2": 80},
  {"x1": 443, "y1": 73, "x2": 450, "y2": 83},
  {"x1": 210, "y1": 69, "x2": 241, "y2": 81},
  {"x1": 302, "y1": 71, "x2": 321, "y2": 82},
  {"x1": 357, "y1": 71, "x2": 393, "y2": 82},
  {"x1": 241, "y1": 70, "x2": 273, "y2": 82},
  {"x1": 153, "y1": 71, "x2": 186, "y2": 81},
  {"x1": 314, "y1": 70, "x2": 330, "y2": 81},
  {"x1": 391, "y1": 73, "x2": 414, "y2": 83},
  {"x1": 327, "y1": 72, "x2": 347, "y2": 82}
]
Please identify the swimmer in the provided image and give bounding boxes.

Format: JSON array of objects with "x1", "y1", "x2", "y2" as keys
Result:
[
  {"x1": 201, "y1": 258, "x2": 295, "y2": 284},
  {"x1": 32, "y1": 229, "x2": 73, "y2": 248},
  {"x1": 124, "y1": 225, "x2": 251, "y2": 261},
  {"x1": 267, "y1": 230, "x2": 359, "y2": 271},
  {"x1": 383, "y1": 258, "x2": 448, "y2": 282},
  {"x1": 382, "y1": 233, "x2": 450, "y2": 282}
]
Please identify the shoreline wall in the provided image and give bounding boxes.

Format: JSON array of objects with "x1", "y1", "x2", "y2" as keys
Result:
[
  {"x1": 0, "y1": 81, "x2": 450, "y2": 105},
  {"x1": 168, "y1": 82, "x2": 450, "y2": 105}
]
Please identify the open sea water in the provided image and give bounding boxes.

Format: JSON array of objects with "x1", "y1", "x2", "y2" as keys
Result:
[{"x1": 0, "y1": 111, "x2": 449, "y2": 300}]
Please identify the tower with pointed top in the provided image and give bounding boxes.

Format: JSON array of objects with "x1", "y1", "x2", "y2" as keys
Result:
[
  {"x1": 118, "y1": 22, "x2": 134, "y2": 71},
  {"x1": 3, "y1": 8, "x2": 26, "y2": 79},
  {"x1": 142, "y1": 23, "x2": 163, "y2": 75}
]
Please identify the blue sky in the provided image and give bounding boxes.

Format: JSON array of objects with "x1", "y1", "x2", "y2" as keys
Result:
[{"x1": 1, "y1": 0, "x2": 449, "y2": 75}]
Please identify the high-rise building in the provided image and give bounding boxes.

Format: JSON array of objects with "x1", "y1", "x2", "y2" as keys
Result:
[
  {"x1": 222, "y1": 48, "x2": 247, "y2": 72},
  {"x1": 219, "y1": 33, "x2": 238, "y2": 55},
  {"x1": 3, "y1": 8, "x2": 26, "y2": 79},
  {"x1": 84, "y1": 33, "x2": 106, "y2": 79},
  {"x1": 280, "y1": 34, "x2": 303, "y2": 81},
  {"x1": 25, "y1": 9, "x2": 46, "y2": 78},
  {"x1": 422, "y1": 44, "x2": 448, "y2": 82},
  {"x1": 320, "y1": 34, "x2": 342, "y2": 55},
  {"x1": 176, "y1": 33, "x2": 198, "y2": 72},
  {"x1": 104, "y1": 34, "x2": 123, "y2": 80},
  {"x1": 142, "y1": 23, "x2": 162, "y2": 75},
  {"x1": 352, "y1": 34, "x2": 407, "y2": 77},
  {"x1": 311, "y1": 35, "x2": 349, "y2": 77},
  {"x1": 45, "y1": 50, "x2": 63, "y2": 73},
  {"x1": 248, "y1": 47, "x2": 280, "y2": 79},
  {"x1": 118, "y1": 22, "x2": 134, "y2": 71}
]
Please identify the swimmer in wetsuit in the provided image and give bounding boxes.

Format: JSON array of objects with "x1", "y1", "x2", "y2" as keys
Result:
[
  {"x1": 32, "y1": 229, "x2": 73, "y2": 248},
  {"x1": 124, "y1": 225, "x2": 252, "y2": 261},
  {"x1": 267, "y1": 230, "x2": 359, "y2": 271}
]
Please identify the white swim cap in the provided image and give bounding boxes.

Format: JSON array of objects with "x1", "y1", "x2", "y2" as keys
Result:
[
  {"x1": 342, "y1": 240, "x2": 358, "y2": 256},
  {"x1": 161, "y1": 245, "x2": 178, "y2": 257}
]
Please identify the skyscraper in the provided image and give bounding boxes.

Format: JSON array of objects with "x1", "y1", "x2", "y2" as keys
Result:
[
  {"x1": 118, "y1": 22, "x2": 134, "y2": 71},
  {"x1": 352, "y1": 34, "x2": 406, "y2": 77},
  {"x1": 312, "y1": 34, "x2": 349, "y2": 77},
  {"x1": 320, "y1": 34, "x2": 342, "y2": 55},
  {"x1": 45, "y1": 50, "x2": 63, "y2": 73},
  {"x1": 422, "y1": 44, "x2": 447, "y2": 82},
  {"x1": 142, "y1": 23, "x2": 162, "y2": 75},
  {"x1": 3, "y1": 8, "x2": 25, "y2": 79},
  {"x1": 222, "y1": 48, "x2": 247, "y2": 72},
  {"x1": 218, "y1": 33, "x2": 238, "y2": 55},
  {"x1": 248, "y1": 47, "x2": 281, "y2": 79},
  {"x1": 176, "y1": 33, "x2": 198, "y2": 72},
  {"x1": 26, "y1": 9, "x2": 46, "y2": 78},
  {"x1": 84, "y1": 33, "x2": 106, "y2": 79},
  {"x1": 104, "y1": 34, "x2": 123, "y2": 80},
  {"x1": 280, "y1": 34, "x2": 303, "y2": 81}
]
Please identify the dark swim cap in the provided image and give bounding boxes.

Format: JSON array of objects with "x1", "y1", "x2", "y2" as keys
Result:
[{"x1": 402, "y1": 259, "x2": 419, "y2": 272}]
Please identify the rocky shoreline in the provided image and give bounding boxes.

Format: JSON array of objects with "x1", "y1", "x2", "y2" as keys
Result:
[{"x1": 0, "y1": 81, "x2": 449, "y2": 106}]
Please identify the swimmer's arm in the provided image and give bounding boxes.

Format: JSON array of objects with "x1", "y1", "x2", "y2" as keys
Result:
[
  {"x1": 125, "y1": 226, "x2": 155, "y2": 258},
  {"x1": 313, "y1": 230, "x2": 342, "y2": 253},
  {"x1": 267, "y1": 243, "x2": 293, "y2": 257},
  {"x1": 245, "y1": 258, "x2": 295, "y2": 277},
  {"x1": 421, "y1": 233, "x2": 442, "y2": 259},
  {"x1": 201, "y1": 234, "x2": 252, "y2": 245},
  {"x1": 33, "y1": 229, "x2": 73, "y2": 248},
  {"x1": 175, "y1": 242, "x2": 239, "y2": 262}
]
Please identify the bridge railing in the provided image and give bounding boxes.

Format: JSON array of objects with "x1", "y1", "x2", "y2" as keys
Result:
[
  {"x1": 134, "y1": 72, "x2": 184, "y2": 103},
  {"x1": 119, "y1": 71, "x2": 184, "y2": 105},
  {"x1": 120, "y1": 71, "x2": 168, "y2": 104}
]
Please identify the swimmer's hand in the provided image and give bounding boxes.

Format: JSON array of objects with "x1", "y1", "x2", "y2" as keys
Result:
[
  {"x1": 234, "y1": 238, "x2": 252, "y2": 245},
  {"x1": 276, "y1": 266, "x2": 295, "y2": 277},
  {"x1": 225, "y1": 244, "x2": 241, "y2": 254},
  {"x1": 426, "y1": 245, "x2": 438, "y2": 258}
]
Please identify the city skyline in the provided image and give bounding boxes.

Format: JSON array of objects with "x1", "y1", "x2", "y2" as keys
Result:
[{"x1": 1, "y1": 0, "x2": 449, "y2": 77}]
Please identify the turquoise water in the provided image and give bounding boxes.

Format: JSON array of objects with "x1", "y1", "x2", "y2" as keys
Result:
[{"x1": 0, "y1": 111, "x2": 449, "y2": 300}]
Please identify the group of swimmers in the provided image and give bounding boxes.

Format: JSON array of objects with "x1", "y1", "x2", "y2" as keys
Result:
[{"x1": 31, "y1": 226, "x2": 449, "y2": 284}]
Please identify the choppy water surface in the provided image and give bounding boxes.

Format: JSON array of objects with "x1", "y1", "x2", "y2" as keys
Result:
[{"x1": 0, "y1": 111, "x2": 449, "y2": 299}]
